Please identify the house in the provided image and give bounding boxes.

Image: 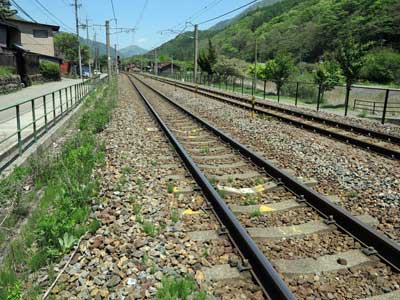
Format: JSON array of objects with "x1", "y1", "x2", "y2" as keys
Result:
[
  {"x1": 0, "y1": 17, "x2": 61, "y2": 86},
  {"x1": 5, "y1": 17, "x2": 59, "y2": 57},
  {"x1": 157, "y1": 62, "x2": 180, "y2": 75}
]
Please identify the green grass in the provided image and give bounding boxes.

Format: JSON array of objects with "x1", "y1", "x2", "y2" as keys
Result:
[
  {"x1": 208, "y1": 177, "x2": 217, "y2": 186},
  {"x1": 0, "y1": 77, "x2": 116, "y2": 299},
  {"x1": 171, "y1": 209, "x2": 179, "y2": 223},
  {"x1": 243, "y1": 195, "x2": 259, "y2": 206},
  {"x1": 254, "y1": 178, "x2": 264, "y2": 185},
  {"x1": 357, "y1": 110, "x2": 368, "y2": 118},
  {"x1": 200, "y1": 147, "x2": 209, "y2": 155},
  {"x1": 0, "y1": 66, "x2": 13, "y2": 78},
  {"x1": 156, "y1": 276, "x2": 207, "y2": 300},
  {"x1": 250, "y1": 209, "x2": 262, "y2": 218},
  {"x1": 167, "y1": 183, "x2": 175, "y2": 194},
  {"x1": 143, "y1": 221, "x2": 157, "y2": 237}
]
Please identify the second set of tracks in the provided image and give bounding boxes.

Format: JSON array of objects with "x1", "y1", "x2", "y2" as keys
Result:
[
  {"x1": 146, "y1": 74, "x2": 400, "y2": 160},
  {"x1": 127, "y1": 73, "x2": 400, "y2": 300}
]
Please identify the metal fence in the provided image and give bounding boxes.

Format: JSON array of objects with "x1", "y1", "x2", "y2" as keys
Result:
[
  {"x1": 168, "y1": 72, "x2": 400, "y2": 125},
  {"x1": 0, "y1": 75, "x2": 107, "y2": 172}
]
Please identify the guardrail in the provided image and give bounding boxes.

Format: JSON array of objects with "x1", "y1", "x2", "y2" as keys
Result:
[{"x1": 0, "y1": 75, "x2": 108, "y2": 172}]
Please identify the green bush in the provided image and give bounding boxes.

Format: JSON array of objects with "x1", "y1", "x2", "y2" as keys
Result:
[
  {"x1": 360, "y1": 48, "x2": 400, "y2": 83},
  {"x1": 0, "y1": 66, "x2": 14, "y2": 78},
  {"x1": 39, "y1": 61, "x2": 61, "y2": 81}
]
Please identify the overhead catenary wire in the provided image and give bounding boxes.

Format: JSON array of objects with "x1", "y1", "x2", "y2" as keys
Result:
[
  {"x1": 9, "y1": 0, "x2": 37, "y2": 23},
  {"x1": 31, "y1": 0, "x2": 75, "y2": 32},
  {"x1": 167, "y1": 0, "x2": 224, "y2": 32},
  {"x1": 110, "y1": 0, "x2": 117, "y2": 21},
  {"x1": 198, "y1": 0, "x2": 259, "y2": 25}
]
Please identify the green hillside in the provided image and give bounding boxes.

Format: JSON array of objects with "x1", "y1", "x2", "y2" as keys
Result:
[{"x1": 155, "y1": 0, "x2": 400, "y2": 64}]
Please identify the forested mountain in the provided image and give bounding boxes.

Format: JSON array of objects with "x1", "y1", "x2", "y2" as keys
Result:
[
  {"x1": 154, "y1": 0, "x2": 400, "y2": 64},
  {"x1": 209, "y1": 0, "x2": 282, "y2": 31}
]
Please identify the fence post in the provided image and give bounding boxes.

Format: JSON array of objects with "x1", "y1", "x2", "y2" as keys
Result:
[
  {"x1": 353, "y1": 99, "x2": 357, "y2": 110},
  {"x1": 263, "y1": 80, "x2": 266, "y2": 100},
  {"x1": 43, "y1": 95, "x2": 48, "y2": 132},
  {"x1": 241, "y1": 77, "x2": 244, "y2": 95},
  {"x1": 232, "y1": 77, "x2": 235, "y2": 92},
  {"x1": 70, "y1": 86, "x2": 73, "y2": 106},
  {"x1": 344, "y1": 86, "x2": 350, "y2": 116},
  {"x1": 52, "y1": 92, "x2": 56, "y2": 122},
  {"x1": 316, "y1": 85, "x2": 322, "y2": 111},
  {"x1": 295, "y1": 82, "x2": 299, "y2": 106},
  {"x1": 381, "y1": 89, "x2": 390, "y2": 124},
  {"x1": 16, "y1": 105, "x2": 22, "y2": 155},
  {"x1": 66, "y1": 88, "x2": 69, "y2": 111},
  {"x1": 373, "y1": 102, "x2": 376, "y2": 115},
  {"x1": 31, "y1": 99, "x2": 37, "y2": 142},
  {"x1": 59, "y1": 90, "x2": 63, "y2": 115}
]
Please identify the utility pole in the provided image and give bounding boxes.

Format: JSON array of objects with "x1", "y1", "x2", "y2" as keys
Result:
[
  {"x1": 93, "y1": 31, "x2": 98, "y2": 71},
  {"x1": 193, "y1": 24, "x2": 198, "y2": 83},
  {"x1": 106, "y1": 20, "x2": 111, "y2": 81},
  {"x1": 85, "y1": 17, "x2": 91, "y2": 76},
  {"x1": 253, "y1": 37, "x2": 258, "y2": 96},
  {"x1": 154, "y1": 48, "x2": 158, "y2": 75},
  {"x1": 115, "y1": 44, "x2": 118, "y2": 74},
  {"x1": 74, "y1": 0, "x2": 82, "y2": 79}
]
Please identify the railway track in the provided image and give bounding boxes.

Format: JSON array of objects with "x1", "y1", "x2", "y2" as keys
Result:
[
  {"x1": 127, "y1": 73, "x2": 400, "y2": 300},
  {"x1": 145, "y1": 74, "x2": 400, "y2": 160}
]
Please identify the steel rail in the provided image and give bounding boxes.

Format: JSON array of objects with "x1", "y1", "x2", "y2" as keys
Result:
[
  {"x1": 127, "y1": 75, "x2": 295, "y2": 300},
  {"x1": 132, "y1": 74, "x2": 400, "y2": 272},
  {"x1": 154, "y1": 75, "x2": 400, "y2": 144},
  {"x1": 149, "y1": 75, "x2": 400, "y2": 159}
]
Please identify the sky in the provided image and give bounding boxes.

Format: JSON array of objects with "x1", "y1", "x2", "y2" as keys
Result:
[{"x1": 12, "y1": 0, "x2": 255, "y2": 50}]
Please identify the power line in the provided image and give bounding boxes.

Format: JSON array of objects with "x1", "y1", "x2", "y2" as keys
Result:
[
  {"x1": 199, "y1": 0, "x2": 259, "y2": 25},
  {"x1": 9, "y1": 0, "x2": 37, "y2": 23},
  {"x1": 134, "y1": 0, "x2": 149, "y2": 30},
  {"x1": 169, "y1": 0, "x2": 223, "y2": 32},
  {"x1": 110, "y1": 0, "x2": 116, "y2": 21},
  {"x1": 31, "y1": 0, "x2": 75, "y2": 32}
]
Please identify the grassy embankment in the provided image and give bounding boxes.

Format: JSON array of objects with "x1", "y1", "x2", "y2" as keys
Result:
[{"x1": 0, "y1": 77, "x2": 116, "y2": 299}]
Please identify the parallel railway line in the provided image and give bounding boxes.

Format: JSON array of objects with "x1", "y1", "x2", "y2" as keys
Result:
[
  {"x1": 127, "y1": 73, "x2": 400, "y2": 300},
  {"x1": 145, "y1": 75, "x2": 400, "y2": 160}
]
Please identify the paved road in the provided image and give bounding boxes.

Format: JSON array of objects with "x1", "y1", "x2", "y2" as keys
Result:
[{"x1": 0, "y1": 77, "x2": 93, "y2": 162}]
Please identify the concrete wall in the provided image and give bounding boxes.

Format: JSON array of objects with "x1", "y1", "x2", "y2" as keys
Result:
[{"x1": 6, "y1": 21, "x2": 56, "y2": 57}]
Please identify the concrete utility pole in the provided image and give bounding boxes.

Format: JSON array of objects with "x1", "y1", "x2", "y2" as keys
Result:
[
  {"x1": 85, "y1": 17, "x2": 91, "y2": 76},
  {"x1": 154, "y1": 48, "x2": 158, "y2": 75},
  {"x1": 74, "y1": 0, "x2": 82, "y2": 78},
  {"x1": 93, "y1": 31, "x2": 98, "y2": 71},
  {"x1": 193, "y1": 24, "x2": 198, "y2": 83},
  {"x1": 115, "y1": 44, "x2": 118, "y2": 74},
  {"x1": 106, "y1": 20, "x2": 111, "y2": 81},
  {"x1": 253, "y1": 37, "x2": 258, "y2": 96}
]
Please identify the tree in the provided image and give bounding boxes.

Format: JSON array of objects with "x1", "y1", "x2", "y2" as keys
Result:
[
  {"x1": 54, "y1": 32, "x2": 90, "y2": 64},
  {"x1": 313, "y1": 59, "x2": 342, "y2": 108},
  {"x1": 0, "y1": 0, "x2": 16, "y2": 20},
  {"x1": 263, "y1": 52, "x2": 294, "y2": 101},
  {"x1": 214, "y1": 56, "x2": 247, "y2": 78},
  {"x1": 198, "y1": 39, "x2": 217, "y2": 75},
  {"x1": 335, "y1": 37, "x2": 370, "y2": 115}
]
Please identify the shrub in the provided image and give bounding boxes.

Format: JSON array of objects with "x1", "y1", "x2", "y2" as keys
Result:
[
  {"x1": 0, "y1": 66, "x2": 14, "y2": 78},
  {"x1": 360, "y1": 48, "x2": 400, "y2": 84},
  {"x1": 39, "y1": 61, "x2": 61, "y2": 81}
]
